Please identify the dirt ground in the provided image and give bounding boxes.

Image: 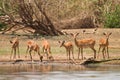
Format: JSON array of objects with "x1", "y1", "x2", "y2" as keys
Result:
[{"x1": 0, "y1": 28, "x2": 120, "y2": 64}]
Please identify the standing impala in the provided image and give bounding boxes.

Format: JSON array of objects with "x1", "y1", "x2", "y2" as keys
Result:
[
  {"x1": 26, "y1": 40, "x2": 43, "y2": 62},
  {"x1": 58, "y1": 40, "x2": 74, "y2": 60},
  {"x1": 70, "y1": 33, "x2": 96, "y2": 60},
  {"x1": 98, "y1": 32, "x2": 112, "y2": 59},
  {"x1": 10, "y1": 37, "x2": 20, "y2": 60}
]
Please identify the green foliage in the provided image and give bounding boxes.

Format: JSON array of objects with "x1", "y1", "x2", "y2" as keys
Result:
[
  {"x1": 0, "y1": 0, "x2": 120, "y2": 29},
  {"x1": 0, "y1": 10, "x2": 5, "y2": 16},
  {"x1": 104, "y1": 5, "x2": 120, "y2": 28},
  {"x1": 0, "y1": 22, "x2": 7, "y2": 31}
]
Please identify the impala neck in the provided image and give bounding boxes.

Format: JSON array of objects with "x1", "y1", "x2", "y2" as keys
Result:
[
  {"x1": 63, "y1": 44, "x2": 67, "y2": 49},
  {"x1": 106, "y1": 38, "x2": 109, "y2": 45},
  {"x1": 74, "y1": 37, "x2": 79, "y2": 46}
]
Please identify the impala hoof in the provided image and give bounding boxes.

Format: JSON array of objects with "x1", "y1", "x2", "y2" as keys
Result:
[{"x1": 40, "y1": 56, "x2": 43, "y2": 62}]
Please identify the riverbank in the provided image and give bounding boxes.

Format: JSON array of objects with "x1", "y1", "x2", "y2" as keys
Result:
[{"x1": 0, "y1": 54, "x2": 120, "y2": 65}]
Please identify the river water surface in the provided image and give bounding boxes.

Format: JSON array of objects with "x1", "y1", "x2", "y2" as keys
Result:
[{"x1": 0, "y1": 62, "x2": 120, "y2": 80}]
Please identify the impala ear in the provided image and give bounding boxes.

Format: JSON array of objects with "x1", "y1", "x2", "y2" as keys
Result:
[
  {"x1": 61, "y1": 40, "x2": 65, "y2": 44},
  {"x1": 83, "y1": 30, "x2": 86, "y2": 33},
  {"x1": 70, "y1": 33, "x2": 74, "y2": 36},
  {"x1": 94, "y1": 28, "x2": 97, "y2": 31},
  {"x1": 62, "y1": 40, "x2": 65, "y2": 43},
  {"x1": 103, "y1": 32, "x2": 106, "y2": 35},
  {"x1": 10, "y1": 40, "x2": 13, "y2": 43},
  {"x1": 58, "y1": 41, "x2": 61, "y2": 43},
  {"x1": 60, "y1": 40, "x2": 65, "y2": 47},
  {"x1": 109, "y1": 32, "x2": 112, "y2": 35},
  {"x1": 76, "y1": 33, "x2": 79, "y2": 36}
]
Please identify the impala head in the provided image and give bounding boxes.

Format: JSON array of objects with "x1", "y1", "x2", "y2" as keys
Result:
[
  {"x1": 94, "y1": 28, "x2": 98, "y2": 31},
  {"x1": 83, "y1": 30, "x2": 86, "y2": 33},
  {"x1": 70, "y1": 33, "x2": 79, "y2": 39},
  {"x1": 49, "y1": 55, "x2": 54, "y2": 61},
  {"x1": 103, "y1": 32, "x2": 112, "y2": 39}
]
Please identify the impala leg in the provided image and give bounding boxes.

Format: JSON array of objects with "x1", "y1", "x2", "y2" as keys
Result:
[
  {"x1": 102, "y1": 47, "x2": 105, "y2": 59},
  {"x1": 46, "y1": 51, "x2": 49, "y2": 60},
  {"x1": 25, "y1": 46, "x2": 29, "y2": 58},
  {"x1": 42, "y1": 47, "x2": 45, "y2": 53},
  {"x1": 10, "y1": 48, "x2": 13, "y2": 60},
  {"x1": 48, "y1": 48, "x2": 51, "y2": 54},
  {"x1": 81, "y1": 47, "x2": 83, "y2": 60},
  {"x1": 107, "y1": 46, "x2": 109, "y2": 58},
  {"x1": 44, "y1": 49, "x2": 48, "y2": 60},
  {"x1": 94, "y1": 49, "x2": 96, "y2": 59},
  {"x1": 18, "y1": 46, "x2": 20, "y2": 58},
  {"x1": 14, "y1": 48, "x2": 16, "y2": 59},
  {"x1": 78, "y1": 48, "x2": 80, "y2": 59},
  {"x1": 91, "y1": 47, "x2": 96, "y2": 59},
  {"x1": 29, "y1": 49, "x2": 33, "y2": 62},
  {"x1": 98, "y1": 45, "x2": 101, "y2": 59},
  {"x1": 104, "y1": 47, "x2": 106, "y2": 58},
  {"x1": 71, "y1": 47, "x2": 74, "y2": 59},
  {"x1": 38, "y1": 51, "x2": 43, "y2": 62},
  {"x1": 68, "y1": 50, "x2": 70, "y2": 60},
  {"x1": 66, "y1": 50, "x2": 68, "y2": 60},
  {"x1": 47, "y1": 49, "x2": 51, "y2": 59}
]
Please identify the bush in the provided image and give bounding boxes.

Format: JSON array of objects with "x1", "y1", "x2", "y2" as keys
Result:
[
  {"x1": 104, "y1": 5, "x2": 120, "y2": 28},
  {"x1": 0, "y1": 22, "x2": 6, "y2": 31}
]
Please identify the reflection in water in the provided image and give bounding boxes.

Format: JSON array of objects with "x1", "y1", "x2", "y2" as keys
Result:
[
  {"x1": 0, "y1": 63, "x2": 86, "y2": 74},
  {"x1": 0, "y1": 63, "x2": 120, "y2": 80}
]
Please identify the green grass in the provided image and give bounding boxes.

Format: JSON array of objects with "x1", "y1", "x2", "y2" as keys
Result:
[{"x1": 0, "y1": 39, "x2": 119, "y2": 56}]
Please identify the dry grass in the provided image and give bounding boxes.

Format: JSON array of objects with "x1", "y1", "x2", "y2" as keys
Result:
[{"x1": 0, "y1": 28, "x2": 120, "y2": 62}]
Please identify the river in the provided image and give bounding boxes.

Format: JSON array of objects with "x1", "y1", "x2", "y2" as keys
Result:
[{"x1": 0, "y1": 62, "x2": 120, "y2": 80}]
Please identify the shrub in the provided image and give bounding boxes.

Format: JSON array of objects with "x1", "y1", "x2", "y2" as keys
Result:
[
  {"x1": 104, "y1": 5, "x2": 120, "y2": 28},
  {"x1": 0, "y1": 22, "x2": 7, "y2": 31}
]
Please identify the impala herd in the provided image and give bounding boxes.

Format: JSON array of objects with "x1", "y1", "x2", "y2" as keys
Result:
[{"x1": 9, "y1": 30, "x2": 112, "y2": 62}]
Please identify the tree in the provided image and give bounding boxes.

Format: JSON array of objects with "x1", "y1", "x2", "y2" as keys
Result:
[{"x1": 0, "y1": 0, "x2": 63, "y2": 35}]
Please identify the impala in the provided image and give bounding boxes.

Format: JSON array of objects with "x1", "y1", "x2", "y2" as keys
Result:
[
  {"x1": 83, "y1": 28, "x2": 98, "y2": 34},
  {"x1": 10, "y1": 37, "x2": 20, "y2": 60},
  {"x1": 98, "y1": 32, "x2": 112, "y2": 59},
  {"x1": 58, "y1": 40, "x2": 74, "y2": 60},
  {"x1": 26, "y1": 40, "x2": 43, "y2": 62},
  {"x1": 70, "y1": 33, "x2": 96, "y2": 60}
]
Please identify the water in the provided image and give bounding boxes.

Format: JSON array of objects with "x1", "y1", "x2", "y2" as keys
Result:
[{"x1": 0, "y1": 62, "x2": 120, "y2": 80}]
